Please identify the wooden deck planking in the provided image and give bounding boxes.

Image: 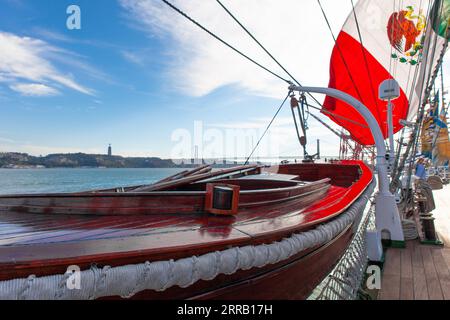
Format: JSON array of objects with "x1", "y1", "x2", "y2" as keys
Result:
[
  {"x1": 400, "y1": 277, "x2": 414, "y2": 300},
  {"x1": 431, "y1": 248, "x2": 450, "y2": 299},
  {"x1": 379, "y1": 185, "x2": 450, "y2": 300},
  {"x1": 400, "y1": 248, "x2": 414, "y2": 300},
  {"x1": 411, "y1": 242, "x2": 429, "y2": 300},
  {"x1": 383, "y1": 248, "x2": 401, "y2": 276},
  {"x1": 420, "y1": 246, "x2": 444, "y2": 299},
  {"x1": 379, "y1": 249, "x2": 401, "y2": 299},
  {"x1": 379, "y1": 242, "x2": 450, "y2": 300},
  {"x1": 379, "y1": 274, "x2": 401, "y2": 299},
  {"x1": 401, "y1": 248, "x2": 413, "y2": 278},
  {"x1": 442, "y1": 250, "x2": 450, "y2": 270}
]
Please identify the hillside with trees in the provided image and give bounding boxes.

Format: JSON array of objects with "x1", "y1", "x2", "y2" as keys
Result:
[{"x1": 0, "y1": 152, "x2": 177, "y2": 168}]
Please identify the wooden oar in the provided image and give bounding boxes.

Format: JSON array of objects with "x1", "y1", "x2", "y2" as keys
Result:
[
  {"x1": 198, "y1": 166, "x2": 262, "y2": 183},
  {"x1": 153, "y1": 170, "x2": 190, "y2": 184},
  {"x1": 187, "y1": 166, "x2": 212, "y2": 176},
  {"x1": 131, "y1": 165, "x2": 211, "y2": 192},
  {"x1": 136, "y1": 164, "x2": 259, "y2": 192},
  {"x1": 183, "y1": 164, "x2": 211, "y2": 177}
]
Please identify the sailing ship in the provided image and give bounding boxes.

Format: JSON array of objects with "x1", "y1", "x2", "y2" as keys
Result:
[{"x1": 0, "y1": 0, "x2": 448, "y2": 299}]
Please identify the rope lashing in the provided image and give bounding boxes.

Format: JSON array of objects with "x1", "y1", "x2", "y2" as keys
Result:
[{"x1": 244, "y1": 92, "x2": 291, "y2": 165}]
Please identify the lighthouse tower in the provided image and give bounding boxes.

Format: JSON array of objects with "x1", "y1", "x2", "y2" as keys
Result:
[{"x1": 107, "y1": 144, "x2": 112, "y2": 157}]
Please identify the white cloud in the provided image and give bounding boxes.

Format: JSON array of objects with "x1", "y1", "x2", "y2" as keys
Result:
[
  {"x1": 32, "y1": 27, "x2": 73, "y2": 43},
  {"x1": 119, "y1": 1, "x2": 389, "y2": 158},
  {"x1": 9, "y1": 83, "x2": 60, "y2": 96},
  {"x1": 119, "y1": 0, "x2": 351, "y2": 98},
  {"x1": 0, "y1": 137, "x2": 15, "y2": 144},
  {"x1": 118, "y1": 0, "x2": 450, "y2": 159},
  {"x1": 121, "y1": 50, "x2": 144, "y2": 65},
  {"x1": 0, "y1": 73, "x2": 11, "y2": 83},
  {"x1": 0, "y1": 31, "x2": 94, "y2": 96}
]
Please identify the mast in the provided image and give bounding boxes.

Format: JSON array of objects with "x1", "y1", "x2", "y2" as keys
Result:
[
  {"x1": 431, "y1": 64, "x2": 448, "y2": 153},
  {"x1": 387, "y1": 100, "x2": 396, "y2": 169},
  {"x1": 379, "y1": 79, "x2": 401, "y2": 171},
  {"x1": 390, "y1": 2, "x2": 450, "y2": 192}
]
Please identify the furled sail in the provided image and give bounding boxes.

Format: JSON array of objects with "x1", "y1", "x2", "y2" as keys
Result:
[{"x1": 323, "y1": 0, "x2": 449, "y2": 145}]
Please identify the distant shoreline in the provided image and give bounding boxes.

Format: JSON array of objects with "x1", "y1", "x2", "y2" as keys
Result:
[
  {"x1": 0, "y1": 152, "x2": 245, "y2": 169},
  {"x1": 1, "y1": 152, "x2": 338, "y2": 169}
]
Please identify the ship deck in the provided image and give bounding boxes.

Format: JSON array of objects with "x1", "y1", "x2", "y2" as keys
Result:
[{"x1": 379, "y1": 185, "x2": 450, "y2": 300}]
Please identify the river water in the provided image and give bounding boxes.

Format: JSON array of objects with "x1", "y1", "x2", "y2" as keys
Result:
[{"x1": 0, "y1": 168, "x2": 186, "y2": 194}]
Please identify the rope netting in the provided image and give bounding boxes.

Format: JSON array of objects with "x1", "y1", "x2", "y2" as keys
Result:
[{"x1": 308, "y1": 198, "x2": 376, "y2": 300}]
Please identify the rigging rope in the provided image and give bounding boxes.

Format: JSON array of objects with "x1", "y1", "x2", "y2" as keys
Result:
[
  {"x1": 216, "y1": 0, "x2": 379, "y2": 155},
  {"x1": 350, "y1": 0, "x2": 383, "y2": 122},
  {"x1": 214, "y1": 0, "x2": 332, "y2": 123},
  {"x1": 215, "y1": 0, "x2": 342, "y2": 157},
  {"x1": 162, "y1": 0, "x2": 369, "y2": 156},
  {"x1": 408, "y1": 0, "x2": 447, "y2": 164},
  {"x1": 306, "y1": 103, "x2": 369, "y2": 129},
  {"x1": 316, "y1": 0, "x2": 366, "y2": 106},
  {"x1": 160, "y1": 0, "x2": 291, "y2": 84},
  {"x1": 391, "y1": 0, "x2": 448, "y2": 193},
  {"x1": 388, "y1": 0, "x2": 397, "y2": 77},
  {"x1": 244, "y1": 92, "x2": 291, "y2": 165},
  {"x1": 215, "y1": 0, "x2": 301, "y2": 88},
  {"x1": 392, "y1": 0, "x2": 427, "y2": 178},
  {"x1": 290, "y1": 94, "x2": 309, "y2": 156}
]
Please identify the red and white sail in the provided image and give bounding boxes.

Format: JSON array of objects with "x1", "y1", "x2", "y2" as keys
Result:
[{"x1": 323, "y1": 0, "x2": 448, "y2": 145}]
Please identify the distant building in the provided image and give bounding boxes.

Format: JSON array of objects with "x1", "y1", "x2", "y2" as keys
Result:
[{"x1": 108, "y1": 144, "x2": 112, "y2": 157}]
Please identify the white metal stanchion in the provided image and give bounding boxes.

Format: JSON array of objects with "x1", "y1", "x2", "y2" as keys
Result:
[
  {"x1": 288, "y1": 84, "x2": 405, "y2": 259},
  {"x1": 379, "y1": 79, "x2": 400, "y2": 171}
]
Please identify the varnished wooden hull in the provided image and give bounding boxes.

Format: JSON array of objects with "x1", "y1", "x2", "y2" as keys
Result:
[
  {"x1": 0, "y1": 160, "x2": 373, "y2": 299},
  {"x1": 113, "y1": 224, "x2": 354, "y2": 300},
  {"x1": 196, "y1": 225, "x2": 353, "y2": 300},
  {"x1": 0, "y1": 179, "x2": 330, "y2": 216}
]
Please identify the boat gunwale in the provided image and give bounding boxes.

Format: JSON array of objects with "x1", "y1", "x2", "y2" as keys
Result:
[{"x1": 0, "y1": 178, "x2": 331, "y2": 199}]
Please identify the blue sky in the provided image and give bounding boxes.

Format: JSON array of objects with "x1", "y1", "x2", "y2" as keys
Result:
[
  {"x1": 0, "y1": 0, "x2": 448, "y2": 160},
  {"x1": 1, "y1": 0, "x2": 204, "y2": 157}
]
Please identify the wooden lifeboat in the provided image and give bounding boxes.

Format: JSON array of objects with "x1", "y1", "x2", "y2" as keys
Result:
[{"x1": 0, "y1": 160, "x2": 373, "y2": 300}]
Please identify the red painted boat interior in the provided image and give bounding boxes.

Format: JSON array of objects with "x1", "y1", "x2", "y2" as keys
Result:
[{"x1": 0, "y1": 160, "x2": 372, "y2": 281}]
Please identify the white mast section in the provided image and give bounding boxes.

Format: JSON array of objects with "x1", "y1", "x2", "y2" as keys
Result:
[{"x1": 379, "y1": 79, "x2": 401, "y2": 171}]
